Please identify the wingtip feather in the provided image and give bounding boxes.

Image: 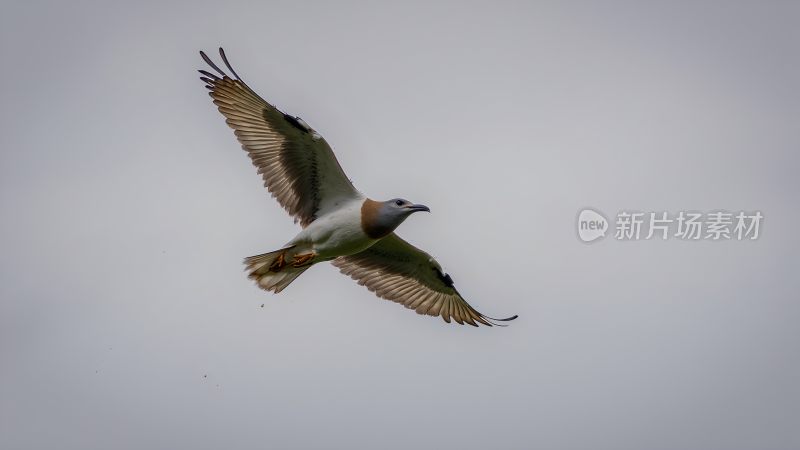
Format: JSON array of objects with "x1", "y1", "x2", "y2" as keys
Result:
[
  {"x1": 199, "y1": 49, "x2": 228, "y2": 78},
  {"x1": 218, "y1": 47, "x2": 242, "y2": 81}
]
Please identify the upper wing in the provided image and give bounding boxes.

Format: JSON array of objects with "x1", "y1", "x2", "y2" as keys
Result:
[
  {"x1": 332, "y1": 234, "x2": 518, "y2": 327},
  {"x1": 199, "y1": 48, "x2": 361, "y2": 227}
]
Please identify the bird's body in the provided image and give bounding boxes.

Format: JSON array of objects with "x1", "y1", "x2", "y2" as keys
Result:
[
  {"x1": 289, "y1": 196, "x2": 371, "y2": 261},
  {"x1": 198, "y1": 48, "x2": 517, "y2": 326},
  {"x1": 243, "y1": 196, "x2": 374, "y2": 294}
]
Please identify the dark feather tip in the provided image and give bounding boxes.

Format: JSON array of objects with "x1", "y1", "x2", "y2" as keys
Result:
[
  {"x1": 199, "y1": 49, "x2": 228, "y2": 78},
  {"x1": 218, "y1": 47, "x2": 242, "y2": 81},
  {"x1": 198, "y1": 69, "x2": 220, "y2": 80}
]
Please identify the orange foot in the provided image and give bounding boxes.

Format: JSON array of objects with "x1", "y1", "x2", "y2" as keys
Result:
[
  {"x1": 292, "y1": 252, "x2": 316, "y2": 268},
  {"x1": 268, "y1": 252, "x2": 286, "y2": 272}
]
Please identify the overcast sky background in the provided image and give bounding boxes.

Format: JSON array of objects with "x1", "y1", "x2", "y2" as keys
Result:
[{"x1": 1, "y1": 1, "x2": 798, "y2": 449}]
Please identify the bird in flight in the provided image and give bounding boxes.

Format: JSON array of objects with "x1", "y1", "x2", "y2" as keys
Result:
[{"x1": 198, "y1": 48, "x2": 517, "y2": 327}]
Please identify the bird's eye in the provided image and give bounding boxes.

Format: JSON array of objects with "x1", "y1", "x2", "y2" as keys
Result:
[{"x1": 395, "y1": 200, "x2": 404, "y2": 206}]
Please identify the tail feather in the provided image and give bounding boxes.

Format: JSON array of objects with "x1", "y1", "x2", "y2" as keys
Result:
[
  {"x1": 244, "y1": 246, "x2": 294, "y2": 274},
  {"x1": 253, "y1": 267, "x2": 309, "y2": 293},
  {"x1": 243, "y1": 246, "x2": 309, "y2": 293}
]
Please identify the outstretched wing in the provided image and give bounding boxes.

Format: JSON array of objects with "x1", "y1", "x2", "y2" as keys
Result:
[
  {"x1": 199, "y1": 48, "x2": 361, "y2": 227},
  {"x1": 332, "y1": 234, "x2": 518, "y2": 327}
]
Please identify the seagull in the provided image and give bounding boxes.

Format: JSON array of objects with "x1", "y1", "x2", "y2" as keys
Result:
[{"x1": 198, "y1": 48, "x2": 517, "y2": 327}]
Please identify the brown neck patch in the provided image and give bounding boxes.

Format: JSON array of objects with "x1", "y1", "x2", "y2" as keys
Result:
[{"x1": 361, "y1": 199, "x2": 394, "y2": 239}]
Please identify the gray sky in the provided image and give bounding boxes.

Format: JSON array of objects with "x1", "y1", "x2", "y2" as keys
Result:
[{"x1": 1, "y1": 1, "x2": 798, "y2": 449}]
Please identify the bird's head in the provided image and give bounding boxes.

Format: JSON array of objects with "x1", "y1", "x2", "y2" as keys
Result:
[
  {"x1": 382, "y1": 198, "x2": 431, "y2": 222},
  {"x1": 361, "y1": 198, "x2": 430, "y2": 239}
]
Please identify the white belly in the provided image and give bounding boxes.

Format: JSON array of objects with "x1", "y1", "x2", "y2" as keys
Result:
[{"x1": 289, "y1": 199, "x2": 375, "y2": 260}]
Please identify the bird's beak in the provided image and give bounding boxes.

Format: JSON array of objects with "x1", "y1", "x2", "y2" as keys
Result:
[{"x1": 407, "y1": 204, "x2": 430, "y2": 213}]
